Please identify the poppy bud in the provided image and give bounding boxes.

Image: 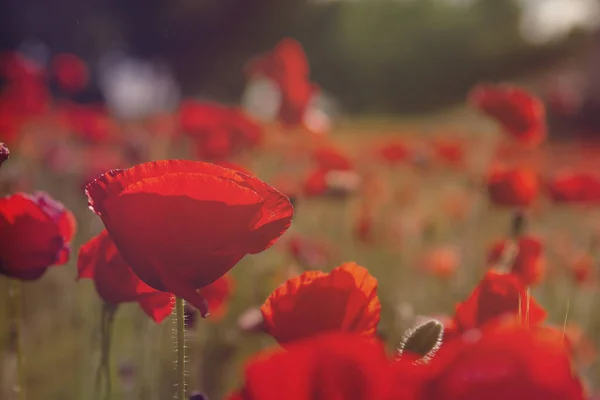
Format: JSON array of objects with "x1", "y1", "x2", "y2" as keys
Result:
[
  {"x1": 398, "y1": 319, "x2": 444, "y2": 363},
  {"x1": 0, "y1": 142, "x2": 9, "y2": 168}
]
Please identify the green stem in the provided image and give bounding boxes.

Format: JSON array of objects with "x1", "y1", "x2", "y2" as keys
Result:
[
  {"x1": 103, "y1": 305, "x2": 116, "y2": 400},
  {"x1": 175, "y1": 297, "x2": 186, "y2": 400},
  {"x1": 8, "y1": 279, "x2": 25, "y2": 400}
]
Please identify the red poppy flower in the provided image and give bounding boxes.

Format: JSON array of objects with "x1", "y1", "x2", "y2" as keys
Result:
[
  {"x1": 454, "y1": 271, "x2": 546, "y2": 332},
  {"x1": 0, "y1": 192, "x2": 76, "y2": 280},
  {"x1": 419, "y1": 320, "x2": 585, "y2": 400},
  {"x1": 198, "y1": 273, "x2": 235, "y2": 321},
  {"x1": 237, "y1": 333, "x2": 395, "y2": 400},
  {"x1": 567, "y1": 252, "x2": 596, "y2": 285},
  {"x1": 487, "y1": 236, "x2": 546, "y2": 286},
  {"x1": 313, "y1": 146, "x2": 353, "y2": 172},
  {"x1": 77, "y1": 230, "x2": 173, "y2": 323},
  {"x1": 179, "y1": 101, "x2": 262, "y2": 161},
  {"x1": 546, "y1": 171, "x2": 600, "y2": 205},
  {"x1": 302, "y1": 168, "x2": 328, "y2": 197},
  {"x1": 376, "y1": 140, "x2": 412, "y2": 165},
  {"x1": 58, "y1": 102, "x2": 118, "y2": 144},
  {"x1": 469, "y1": 83, "x2": 546, "y2": 146},
  {"x1": 420, "y1": 246, "x2": 460, "y2": 279},
  {"x1": 85, "y1": 160, "x2": 293, "y2": 316},
  {"x1": 260, "y1": 262, "x2": 381, "y2": 346},
  {"x1": 245, "y1": 38, "x2": 319, "y2": 127},
  {"x1": 51, "y1": 53, "x2": 89, "y2": 93},
  {"x1": 0, "y1": 142, "x2": 9, "y2": 168},
  {"x1": 355, "y1": 208, "x2": 375, "y2": 244},
  {"x1": 430, "y1": 138, "x2": 465, "y2": 169},
  {"x1": 487, "y1": 166, "x2": 539, "y2": 207}
]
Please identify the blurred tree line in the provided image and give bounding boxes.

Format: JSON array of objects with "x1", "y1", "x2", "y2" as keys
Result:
[{"x1": 0, "y1": 0, "x2": 593, "y2": 114}]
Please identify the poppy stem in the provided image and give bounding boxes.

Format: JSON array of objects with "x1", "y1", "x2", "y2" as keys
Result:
[
  {"x1": 103, "y1": 305, "x2": 116, "y2": 400},
  {"x1": 175, "y1": 297, "x2": 186, "y2": 400},
  {"x1": 8, "y1": 279, "x2": 25, "y2": 400}
]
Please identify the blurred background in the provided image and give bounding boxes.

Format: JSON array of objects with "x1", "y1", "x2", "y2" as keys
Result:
[
  {"x1": 3, "y1": 0, "x2": 600, "y2": 399},
  {"x1": 1, "y1": 0, "x2": 600, "y2": 116}
]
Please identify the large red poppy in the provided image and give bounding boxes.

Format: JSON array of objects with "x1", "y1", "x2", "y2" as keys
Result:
[
  {"x1": 261, "y1": 262, "x2": 381, "y2": 346},
  {"x1": 77, "y1": 229, "x2": 174, "y2": 323},
  {"x1": 469, "y1": 83, "x2": 546, "y2": 147},
  {"x1": 0, "y1": 192, "x2": 76, "y2": 280},
  {"x1": 85, "y1": 160, "x2": 293, "y2": 316},
  {"x1": 487, "y1": 236, "x2": 546, "y2": 286},
  {"x1": 419, "y1": 319, "x2": 585, "y2": 400},
  {"x1": 454, "y1": 271, "x2": 546, "y2": 332},
  {"x1": 237, "y1": 333, "x2": 396, "y2": 400},
  {"x1": 487, "y1": 166, "x2": 539, "y2": 207}
]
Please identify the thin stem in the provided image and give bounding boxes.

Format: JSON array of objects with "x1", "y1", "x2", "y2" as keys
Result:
[
  {"x1": 103, "y1": 306, "x2": 116, "y2": 400},
  {"x1": 175, "y1": 297, "x2": 186, "y2": 400},
  {"x1": 8, "y1": 279, "x2": 25, "y2": 400},
  {"x1": 94, "y1": 305, "x2": 107, "y2": 398}
]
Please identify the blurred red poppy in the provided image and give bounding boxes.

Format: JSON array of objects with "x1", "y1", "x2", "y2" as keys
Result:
[
  {"x1": 261, "y1": 262, "x2": 381, "y2": 346},
  {"x1": 419, "y1": 319, "x2": 585, "y2": 400},
  {"x1": 58, "y1": 102, "x2": 118, "y2": 144},
  {"x1": 0, "y1": 192, "x2": 76, "y2": 280},
  {"x1": 85, "y1": 160, "x2": 293, "y2": 316},
  {"x1": 0, "y1": 52, "x2": 49, "y2": 118},
  {"x1": 546, "y1": 171, "x2": 600, "y2": 205},
  {"x1": 77, "y1": 230, "x2": 173, "y2": 323},
  {"x1": 245, "y1": 38, "x2": 319, "y2": 127},
  {"x1": 51, "y1": 53, "x2": 89, "y2": 93},
  {"x1": 430, "y1": 138, "x2": 465, "y2": 169},
  {"x1": 236, "y1": 333, "x2": 396, "y2": 400},
  {"x1": 487, "y1": 236, "x2": 546, "y2": 286},
  {"x1": 179, "y1": 101, "x2": 262, "y2": 161},
  {"x1": 376, "y1": 140, "x2": 412, "y2": 165},
  {"x1": 313, "y1": 146, "x2": 353, "y2": 172},
  {"x1": 454, "y1": 270, "x2": 546, "y2": 332},
  {"x1": 420, "y1": 246, "x2": 460, "y2": 279},
  {"x1": 469, "y1": 83, "x2": 546, "y2": 147},
  {"x1": 487, "y1": 166, "x2": 539, "y2": 207},
  {"x1": 0, "y1": 142, "x2": 9, "y2": 168}
]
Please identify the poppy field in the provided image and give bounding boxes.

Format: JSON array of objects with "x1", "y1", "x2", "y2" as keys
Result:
[{"x1": 2, "y1": 38, "x2": 600, "y2": 400}]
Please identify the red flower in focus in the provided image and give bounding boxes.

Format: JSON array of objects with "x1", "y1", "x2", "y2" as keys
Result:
[
  {"x1": 454, "y1": 271, "x2": 546, "y2": 332},
  {"x1": 487, "y1": 166, "x2": 539, "y2": 207},
  {"x1": 77, "y1": 230, "x2": 173, "y2": 323},
  {"x1": 546, "y1": 171, "x2": 600, "y2": 205},
  {"x1": 487, "y1": 236, "x2": 546, "y2": 286},
  {"x1": 179, "y1": 101, "x2": 262, "y2": 161},
  {"x1": 51, "y1": 53, "x2": 89, "y2": 93},
  {"x1": 237, "y1": 333, "x2": 396, "y2": 400},
  {"x1": 198, "y1": 273, "x2": 235, "y2": 321},
  {"x1": 0, "y1": 142, "x2": 9, "y2": 168},
  {"x1": 261, "y1": 262, "x2": 381, "y2": 346},
  {"x1": 0, "y1": 192, "x2": 76, "y2": 280},
  {"x1": 85, "y1": 160, "x2": 293, "y2": 316},
  {"x1": 245, "y1": 38, "x2": 319, "y2": 127},
  {"x1": 215, "y1": 161, "x2": 252, "y2": 176},
  {"x1": 469, "y1": 83, "x2": 546, "y2": 146},
  {"x1": 419, "y1": 320, "x2": 585, "y2": 400}
]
